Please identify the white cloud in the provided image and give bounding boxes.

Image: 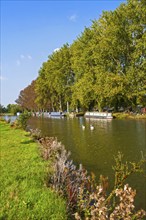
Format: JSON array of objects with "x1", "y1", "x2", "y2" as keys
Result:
[
  {"x1": 16, "y1": 54, "x2": 32, "y2": 66},
  {"x1": 69, "y1": 14, "x2": 78, "y2": 22},
  {"x1": 27, "y1": 55, "x2": 32, "y2": 60},
  {"x1": 53, "y1": 48, "x2": 60, "y2": 52}
]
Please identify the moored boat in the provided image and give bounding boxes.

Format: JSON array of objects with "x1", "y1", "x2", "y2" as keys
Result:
[
  {"x1": 50, "y1": 112, "x2": 65, "y2": 118},
  {"x1": 84, "y1": 111, "x2": 113, "y2": 119}
]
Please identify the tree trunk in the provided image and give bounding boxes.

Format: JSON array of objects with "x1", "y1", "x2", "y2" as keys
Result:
[{"x1": 67, "y1": 101, "x2": 69, "y2": 112}]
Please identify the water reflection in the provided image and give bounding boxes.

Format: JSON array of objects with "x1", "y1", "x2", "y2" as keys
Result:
[{"x1": 2, "y1": 115, "x2": 17, "y2": 122}]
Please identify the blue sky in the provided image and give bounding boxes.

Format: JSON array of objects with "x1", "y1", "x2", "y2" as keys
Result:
[{"x1": 1, "y1": 0, "x2": 126, "y2": 107}]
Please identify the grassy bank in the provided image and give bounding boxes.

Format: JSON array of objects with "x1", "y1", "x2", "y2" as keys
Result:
[
  {"x1": 113, "y1": 112, "x2": 146, "y2": 119},
  {"x1": 0, "y1": 122, "x2": 67, "y2": 220}
]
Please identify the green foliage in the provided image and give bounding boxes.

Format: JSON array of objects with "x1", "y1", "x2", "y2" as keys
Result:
[
  {"x1": 16, "y1": 0, "x2": 146, "y2": 112},
  {"x1": 0, "y1": 104, "x2": 22, "y2": 115},
  {"x1": 0, "y1": 104, "x2": 7, "y2": 114},
  {"x1": 16, "y1": 112, "x2": 30, "y2": 129},
  {"x1": 7, "y1": 104, "x2": 22, "y2": 115},
  {"x1": 113, "y1": 152, "x2": 146, "y2": 189},
  {"x1": 0, "y1": 122, "x2": 67, "y2": 220},
  {"x1": 35, "y1": 44, "x2": 74, "y2": 112}
]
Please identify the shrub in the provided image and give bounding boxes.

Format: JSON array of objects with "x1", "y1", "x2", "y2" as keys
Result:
[
  {"x1": 16, "y1": 112, "x2": 30, "y2": 129},
  {"x1": 29, "y1": 128, "x2": 42, "y2": 140},
  {"x1": 38, "y1": 138, "x2": 146, "y2": 219}
]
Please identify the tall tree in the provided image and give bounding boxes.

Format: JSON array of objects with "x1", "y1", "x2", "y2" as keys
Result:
[
  {"x1": 35, "y1": 44, "x2": 74, "y2": 111},
  {"x1": 16, "y1": 80, "x2": 38, "y2": 111},
  {"x1": 19, "y1": 0, "x2": 146, "y2": 112},
  {"x1": 71, "y1": 27, "x2": 96, "y2": 110}
]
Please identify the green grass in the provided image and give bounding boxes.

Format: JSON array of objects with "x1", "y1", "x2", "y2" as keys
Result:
[{"x1": 0, "y1": 122, "x2": 67, "y2": 220}]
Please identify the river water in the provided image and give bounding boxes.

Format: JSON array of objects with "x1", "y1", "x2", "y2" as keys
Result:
[{"x1": 27, "y1": 116, "x2": 146, "y2": 210}]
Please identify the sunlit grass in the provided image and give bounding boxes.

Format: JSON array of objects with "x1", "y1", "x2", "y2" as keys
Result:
[
  {"x1": 0, "y1": 122, "x2": 67, "y2": 220},
  {"x1": 113, "y1": 112, "x2": 146, "y2": 119}
]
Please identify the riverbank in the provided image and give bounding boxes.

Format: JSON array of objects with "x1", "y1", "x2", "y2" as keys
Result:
[
  {"x1": 67, "y1": 112, "x2": 146, "y2": 119},
  {"x1": 1, "y1": 111, "x2": 146, "y2": 121},
  {"x1": 113, "y1": 112, "x2": 146, "y2": 119},
  {"x1": 0, "y1": 121, "x2": 67, "y2": 219}
]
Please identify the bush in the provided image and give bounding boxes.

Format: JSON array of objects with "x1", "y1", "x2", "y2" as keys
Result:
[{"x1": 16, "y1": 112, "x2": 30, "y2": 129}]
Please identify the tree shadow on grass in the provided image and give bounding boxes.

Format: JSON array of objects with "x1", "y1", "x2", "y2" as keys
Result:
[
  {"x1": 24, "y1": 133, "x2": 31, "y2": 137},
  {"x1": 21, "y1": 140, "x2": 34, "y2": 144}
]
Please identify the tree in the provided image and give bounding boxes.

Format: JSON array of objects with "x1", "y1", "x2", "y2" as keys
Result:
[
  {"x1": 18, "y1": 0, "x2": 146, "y2": 112},
  {"x1": 71, "y1": 27, "x2": 96, "y2": 110},
  {"x1": 7, "y1": 104, "x2": 22, "y2": 115},
  {"x1": 0, "y1": 104, "x2": 7, "y2": 114},
  {"x1": 35, "y1": 44, "x2": 74, "y2": 112},
  {"x1": 16, "y1": 80, "x2": 38, "y2": 111},
  {"x1": 35, "y1": 63, "x2": 52, "y2": 111},
  {"x1": 124, "y1": 0, "x2": 146, "y2": 107}
]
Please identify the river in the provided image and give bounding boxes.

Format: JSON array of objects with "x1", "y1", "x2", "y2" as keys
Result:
[
  {"x1": 27, "y1": 116, "x2": 146, "y2": 210},
  {"x1": 3, "y1": 115, "x2": 146, "y2": 209}
]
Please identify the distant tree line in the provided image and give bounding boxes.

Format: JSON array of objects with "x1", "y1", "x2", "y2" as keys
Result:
[
  {"x1": 0, "y1": 104, "x2": 22, "y2": 115},
  {"x1": 16, "y1": 0, "x2": 146, "y2": 112}
]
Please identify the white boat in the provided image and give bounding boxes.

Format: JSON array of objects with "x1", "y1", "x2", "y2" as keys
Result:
[
  {"x1": 84, "y1": 112, "x2": 113, "y2": 119},
  {"x1": 50, "y1": 112, "x2": 65, "y2": 118}
]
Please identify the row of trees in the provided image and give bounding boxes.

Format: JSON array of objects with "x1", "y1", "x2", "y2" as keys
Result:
[
  {"x1": 16, "y1": 0, "x2": 146, "y2": 112},
  {"x1": 0, "y1": 104, "x2": 22, "y2": 115}
]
